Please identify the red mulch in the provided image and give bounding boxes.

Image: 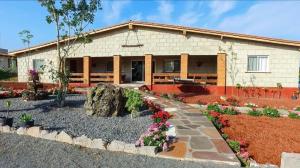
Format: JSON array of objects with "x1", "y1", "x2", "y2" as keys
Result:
[
  {"x1": 181, "y1": 94, "x2": 300, "y2": 110},
  {"x1": 222, "y1": 114, "x2": 300, "y2": 166}
]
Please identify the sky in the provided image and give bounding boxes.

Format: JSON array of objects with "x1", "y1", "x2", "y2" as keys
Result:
[{"x1": 0, "y1": 0, "x2": 300, "y2": 51}]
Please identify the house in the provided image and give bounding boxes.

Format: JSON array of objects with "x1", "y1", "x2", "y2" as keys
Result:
[
  {"x1": 0, "y1": 48, "x2": 15, "y2": 70},
  {"x1": 9, "y1": 21, "x2": 300, "y2": 97}
]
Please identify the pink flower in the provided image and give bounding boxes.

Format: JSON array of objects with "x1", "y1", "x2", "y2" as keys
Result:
[
  {"x1": 162, "y1": 142, "x2": 168, "y2": 151},
  {"x1": 240, "y1": 151, "x2": 250, "y2": 159}
]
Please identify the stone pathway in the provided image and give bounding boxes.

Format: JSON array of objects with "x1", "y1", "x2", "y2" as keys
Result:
[{"x1": 143, "y1": 94, "x2": 240, "y2": 166}]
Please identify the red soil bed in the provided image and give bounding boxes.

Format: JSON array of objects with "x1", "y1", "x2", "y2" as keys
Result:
[
  {"x1": 181, "y1": 94, "x2": 300, "y2": 110},
  {"x1": 222, "y1": 114, "x2": 300, "y2": 166}
]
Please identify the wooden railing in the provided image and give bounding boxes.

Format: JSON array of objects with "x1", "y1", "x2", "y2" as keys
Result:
[
  {"x1": 188, "y1": 73, "x2": 217, "y2": 85},
  {"x1": 70, "y1": 73, "x2": 84, "y2": 83},
  {"x1": 153, "y1": 73, "x2": 180, "y2": 84},
  {"x1": 90, "y1": 73, "x2": 114, "y2": 83}
]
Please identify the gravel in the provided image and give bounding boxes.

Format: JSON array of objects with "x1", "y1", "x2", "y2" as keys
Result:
[
  {"x1": 0, "y1": 94, "x2": 152, "y2": 143},
  {"x1": 0, "y1": 133, "x2": 240, "y2": 168}
]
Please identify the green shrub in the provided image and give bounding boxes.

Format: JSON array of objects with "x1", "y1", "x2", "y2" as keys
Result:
[
  {"x1": 222, "y1": 133, "x2": 229, "y2": 140},
  {"x1": 262, "y1": 107, "x2": 280, "y2": 117},
  {"x1": 222, "y1": 107, "x2": 238, "y2": 115},
  {"x1": 125, "y1": 89, "x2": 144, "y2": 113},
  {"x1": 288, "y1": 112, "x2": 300, "y2": 119},
  {"x1": 228, "y1": 140, "x2": 240, "y2": 152},
  {"x1": 160, "y1": 93, "x2": 168, "y2": 99},
  {"x1": 207, "y1": 104, "x2": 221, "y2": 112},
  {"x1": 247, "y1": 109, "x2": 262, "y2": 116},
  {"x1": 20, "y1": 113, "x2": 33, "y2": 123}
]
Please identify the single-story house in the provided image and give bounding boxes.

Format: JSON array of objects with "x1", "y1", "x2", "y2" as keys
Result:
[{"x1": 9, "y1": 21, "x2": 300, "y2": 97}]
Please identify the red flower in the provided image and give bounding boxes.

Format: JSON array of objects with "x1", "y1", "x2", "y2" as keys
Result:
[
  {"x1": 151, "y1": 111, "x2": 172, "y2": 123},
  {"x1": 210, "y1": 111, "x2": 221, "y2": 118},
  {"x1": 218, "y1": 116, "x2": 229, "y2": 127}
]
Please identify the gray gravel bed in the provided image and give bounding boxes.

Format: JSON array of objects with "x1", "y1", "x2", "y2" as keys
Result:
[
  {"x1": 0, "y1": 94, "x2": 152, "y2": 143},
  {"x1": 0, "y1": 133, "x2": 240, "y2": 168}
]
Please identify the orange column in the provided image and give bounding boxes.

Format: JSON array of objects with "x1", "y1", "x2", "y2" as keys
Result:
[
  {"x1": 180, "y1": 53, "x2": 189, "y2": 79},
  {"x1": 217, "y1": 53, "x2": 226, "y2": 86},
  {"x1": 145, "y1": 54, "x2": 153, "y2": 85},
  {"x1": 113, "y1": 55, "x2": 121, "y2": 84},
  {"x1": 83, "y1": 56, "x2": 90, "y2": 85}
]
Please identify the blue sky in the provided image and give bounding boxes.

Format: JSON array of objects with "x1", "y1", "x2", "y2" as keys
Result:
[{"x1": 0, "y1": 0, "x2": 300, "y2": 51}]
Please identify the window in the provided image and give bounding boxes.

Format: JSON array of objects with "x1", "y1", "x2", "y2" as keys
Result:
[
  {"x1": 164, "y1": 60, "x2": 180, "y2": 72},
  {"x1": 106, "y1": 61, "x2": 113, "y2": 72},
  {"x1": 33, "y1": 59, "x2": 45, "y2": 71},
  {"x1": 247, "y1": 55, "x2": 268, "y2": 72}
]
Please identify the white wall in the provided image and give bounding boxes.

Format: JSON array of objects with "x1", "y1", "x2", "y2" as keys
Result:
[{"x1": 16, "y1": 26, "x2": 300, "y2": 87}]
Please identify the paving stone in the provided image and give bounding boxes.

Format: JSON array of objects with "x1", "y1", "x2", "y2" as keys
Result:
[
  {"x1": 168, "y1": 119, "x2": 184, "y2": 125},
  {"x1": 176, "y1": 136, "x2": 190, "y2": 142},
  {"x1": 181, "y1": 120, "x2": 191, "y2": 124},
  {"x1": 164, "y1": 107, "x2": 178, "y2": 112},
  {"x1": 190, "y1": 136, "x2": 214, "y2": 150},
  {"x1": 212, "y1": 139, "x2": 233, "y2": 154},
  {"x1": 176, "y1": 125, "x2": 190, "y2": 129},
  {"x1": 184, "y1": 113, "x2": 204, "y2": 116},
  {"x1": 191, "y1": 121, "x2": 215, "y2": 127},
  {"x1": 185, "y1": 124, "x2": 200, "y2": 129},
  {"x1": 188, "y1": 116, "x2": 208, "y2": 122},
  {"x1": 192, "y1": 151, "x2": 234, "y2": 162},
  {"x1": 159, "y1": 141, "x2": 187, "y2": 158},
  {"x1": 201, "y1": 127, "x2": 222, "y2": 139},
  {"x1": 185, "y1": 109, "x2": 201, "y2": 113},
  {"x1": 177, "y1": 129, "x2": 201, "y2": 136}
]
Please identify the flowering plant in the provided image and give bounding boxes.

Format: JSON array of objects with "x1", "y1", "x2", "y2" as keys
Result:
[{"x1": 151, "y1": 111, "x2": 172, "y2": 124}]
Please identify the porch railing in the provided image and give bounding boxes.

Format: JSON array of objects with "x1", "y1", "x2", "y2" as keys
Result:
[
  {"x1": 90, "y1": 73, "x2": 114, "y2": 83},
  {"x1": 153, "y1": 73, "x2": 180, "y2": 84},
  {"x1": 188, "y1": 73, "x2": 217, "y2": 85},
  {"x1": 70, "y1": 73, "x2": 84, "y2": 83}
]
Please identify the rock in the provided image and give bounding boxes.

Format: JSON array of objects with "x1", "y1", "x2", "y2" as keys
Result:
[
  {"x1": 27, "y1": 126, "x2": 41, "y2": 137},
  {"x1": 107, "y1": 140, "x2": 126, "y2": 152},
  {"x1": 40, "y1": 130, "x2": 49, "y2": 137},
  {"x1": 84, "y1": 83, "x2": 126, "y2": 117},
  {"x1": 124, "y1": 144, "x2": 138, "y2": 154},
  {"x1": 138, "y1": 146, "x2": 158, "y2": 156},
  {"x1": 16, "y1": 127, "x2": 27, "y2": 135},
  {"x1": 41, "y1": 131, "x2": 57, "y2": 141},
  {"x1": 73, "y1": 135, "x2": 92, "y2": 148},
  {"x1": 90, "y1": 138, "x2": 106, "y2": 150},
  {"x1": 2, "y1": 126, "x2": 11, "y2": 133},
  {"x1": 56, "y1": 131, "x2": 73, "y2": 144}
]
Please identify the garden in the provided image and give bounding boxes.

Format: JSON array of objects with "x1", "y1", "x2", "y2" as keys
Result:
[{"x1": 202, "y1": 100, "x2": 300, "y2": 167}]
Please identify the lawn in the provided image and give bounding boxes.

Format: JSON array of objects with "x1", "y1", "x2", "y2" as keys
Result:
[{"x1": 222, "y1": 114, "x2": 300, "y2": 166}]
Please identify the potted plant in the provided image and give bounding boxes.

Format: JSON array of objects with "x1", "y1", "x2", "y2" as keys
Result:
[
  {"x1": 19, "y1": 113, "x2": 34, "y2": 128},
  {"x1": 0, "y1": 100, "x2": 14, "y2": 127}
]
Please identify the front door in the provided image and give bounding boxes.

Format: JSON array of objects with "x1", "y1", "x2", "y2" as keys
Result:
[{"x1": 132, "y1": 61, "x2": 144, "y2": 82}]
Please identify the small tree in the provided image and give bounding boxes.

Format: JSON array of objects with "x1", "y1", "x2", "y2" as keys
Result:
[
  {"x1": 19, "y1": 30, "x2": 34, "y2": 71},
  {"x1": 38, "y1": 0, "x2": 102, "y2": 106}
]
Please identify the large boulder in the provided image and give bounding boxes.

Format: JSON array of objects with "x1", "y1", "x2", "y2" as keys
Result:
[{"x1": 84, "y1": 83, "x2": 126, "y2": 117}]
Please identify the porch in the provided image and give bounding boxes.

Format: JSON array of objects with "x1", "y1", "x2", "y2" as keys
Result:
[{"x1": 67, "y1": 53, "x2": 226, "y2": 87}]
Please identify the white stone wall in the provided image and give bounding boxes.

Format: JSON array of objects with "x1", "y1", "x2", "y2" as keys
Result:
[{"x1": 16, "y1": 26, "x2": 300, "y2": 87}]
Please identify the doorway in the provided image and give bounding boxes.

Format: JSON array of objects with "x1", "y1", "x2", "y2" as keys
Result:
[{"x1": 131, "y1": 61, "x2": 144, "y2": 82}]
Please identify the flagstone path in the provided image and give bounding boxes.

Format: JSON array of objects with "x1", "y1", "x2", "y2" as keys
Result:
[{"x1": 143, "y1": 94, "x2": 240, "y2": 166}]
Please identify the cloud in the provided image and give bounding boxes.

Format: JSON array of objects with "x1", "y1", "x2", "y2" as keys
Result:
[
  {"x1": 178, "y1": 12, "x2": 202, "y2": 26},
  {"x1": 218, "y1": 1, "x2": 300, "y2": 40},
  {"x1": 147, "y1": 0, "x2": 174, "y2": 23},
  {"x1": 102, "y1": 0, "x2": 131, "y2": 25},
  {"x1": 210, "y1": 0, "x2": 236, "y2": 18}
]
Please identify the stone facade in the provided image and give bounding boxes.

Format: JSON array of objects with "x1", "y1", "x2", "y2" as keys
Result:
[{"x1": 16, "y1": 25, "x2": 300, "y2": 87}]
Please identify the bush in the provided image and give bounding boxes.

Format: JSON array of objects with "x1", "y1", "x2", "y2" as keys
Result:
[
  {"x1": 222, "y1": 107, "x2": 238, "y2": 115},
  {"x1": 207, "y1": 104, "x2": 221, "y2": 112},
  {"x1": 228, "y1": 140, "x2": 240, "y2": 152},
  {"x1": 288, "y1": 112, "x2": 300, "y2": 119},
  {"x1": 160, "y1": 93, "x2": 168, "y2": 99},
  {"x1": 262, "y1": 107, "x2": 280, "y2": 117},
  {"x1": 295, "y1": 107, "x2": 300, "y2": 111},
  {"x1": 125, "y1": 89, "x2": 144, "y2": 113},
  {"x1": 20, "y1": 113, "x2": 33, "y2": 123},
  {"x1": 226, "y1": 97, "x2": 239, "y2": 106},
  {"x1": 247, "y1": 109, "x2": 262, "y2": 116}
]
